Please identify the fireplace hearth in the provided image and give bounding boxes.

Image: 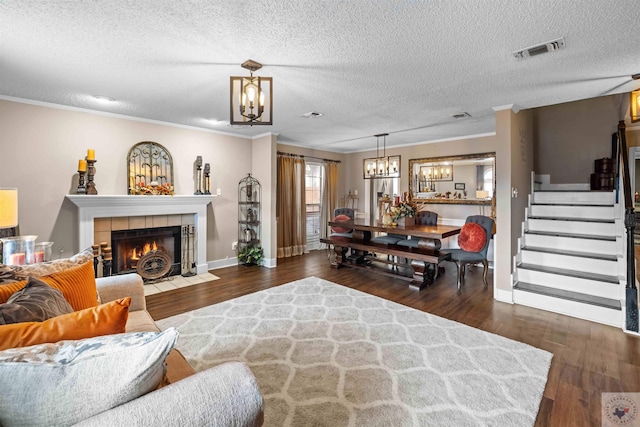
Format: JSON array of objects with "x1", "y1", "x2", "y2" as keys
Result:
[{"x1": 111, "y1": 226, "x2": 181, "y2": 279}]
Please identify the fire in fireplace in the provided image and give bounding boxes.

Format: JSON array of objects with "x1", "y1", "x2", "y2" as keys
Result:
[{"x1": 111, "y1": 226, "x2": 181, "y2": 280}]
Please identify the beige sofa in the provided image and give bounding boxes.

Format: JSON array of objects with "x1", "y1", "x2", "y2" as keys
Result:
[{"x1": 76, "y1": 273, "x2": 264, "y2": 426}]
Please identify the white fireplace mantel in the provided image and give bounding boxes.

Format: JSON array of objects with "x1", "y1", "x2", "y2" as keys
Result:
[{"x1": 66, "y1": 195, "x2": 215, "y2": 274}]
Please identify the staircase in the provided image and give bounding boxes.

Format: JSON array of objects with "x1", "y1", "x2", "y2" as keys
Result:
[{"x1": 512, "y1": 174, "x2": 624, "y2": 327}]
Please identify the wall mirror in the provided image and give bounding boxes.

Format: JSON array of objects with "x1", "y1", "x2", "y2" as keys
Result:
[{"x1": 409, "y1": 152, "x2": 495, "y2": 204}]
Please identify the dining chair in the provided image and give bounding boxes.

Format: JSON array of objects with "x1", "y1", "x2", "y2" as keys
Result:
[
  {"x1": 396, "y1": 211, "x2": 438, "y2": 248},
  {"x1": 446, "y1": 215, "x2": 494, "y2": 290},
  {"x1": 330, "y1": 207, "x2": 355, "y2": 238}
]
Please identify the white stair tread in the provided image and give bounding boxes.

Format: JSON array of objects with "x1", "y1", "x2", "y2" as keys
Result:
[
  {"x1": 517, "y1": 262, "x2": 618, "y2": 284},
  {"x1": 521, "y1": 246, "x2": 617, "y2": 262},
  {"x1": 528, "y1": 216, "x2": 614, "y2": 223},
  {"x1": 514, "y1": 281, "x2": 621, "y2": 310},
  {"x1": 525, "y1": 230, "x2": 616, "y2": 242}
]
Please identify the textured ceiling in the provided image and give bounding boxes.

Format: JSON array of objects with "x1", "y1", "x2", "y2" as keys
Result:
[{"x1": 1, "y1": 0, "x2": 639, "y2": 153}]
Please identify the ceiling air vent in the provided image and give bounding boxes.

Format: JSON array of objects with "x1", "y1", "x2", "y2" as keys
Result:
[
  {"x1": 513, "y1": 37, "x2": 565, "y2": 59},
  {"x1": 301, "y1": 112, "x2": 324, "y2": 118},
  {"x1": 451, "y1": 112, "x2": 471, "y2": 119}
]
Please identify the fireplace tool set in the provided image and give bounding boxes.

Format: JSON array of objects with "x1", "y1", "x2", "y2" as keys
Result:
[{"x1": 181, "y1": 224, "x2": 197, "y2": 277}]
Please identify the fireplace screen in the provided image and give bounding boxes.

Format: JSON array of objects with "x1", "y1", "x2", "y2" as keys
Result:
[{"x1": 111, "y1": 226, "x2": 181, "y2": 279}]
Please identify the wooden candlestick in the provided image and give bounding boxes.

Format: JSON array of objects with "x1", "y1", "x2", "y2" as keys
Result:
[{"x1": 86, "y1": 159, "x2": 98, "y2": 195}]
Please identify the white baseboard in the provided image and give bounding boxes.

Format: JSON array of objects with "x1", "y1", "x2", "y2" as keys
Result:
[
  {"x1": 494, "y1": 286, "x2": 513, "y2": 304},
  {"x1": 208, "y1": 257, "x2": 238, "y2": 270},
  {"x1": 263, "y1": 257, "x2": 277, "y2": 268},
  {"x1": 208, "y1": 256, "x2": 277, "y2": 270},
  {"x1": 195, "y1": 263, "x2": 209, "y2": 274}
]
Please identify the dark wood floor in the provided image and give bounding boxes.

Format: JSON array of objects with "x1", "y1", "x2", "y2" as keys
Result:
[{"x1": 147, "y1": 250, "x2": 640, "y2": 427}]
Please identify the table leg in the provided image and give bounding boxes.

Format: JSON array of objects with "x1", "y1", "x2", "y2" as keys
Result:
[
  {"x1": 417, "y1": 238, "x2": 442, "y2": 250},
  {"x1": 409, "y1": 260, "x2": 436, "y2": 290},
  {"x1": 352, "y1": 230, "x2": 372, "y2": 241},
  {"x1": 330, "y1": 244, "x2": 348, "y2": 268}
]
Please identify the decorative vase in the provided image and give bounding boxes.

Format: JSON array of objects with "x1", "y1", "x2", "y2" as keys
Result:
[{"x1": 396, "y1": 216, "x2": 415, "y2": 228}]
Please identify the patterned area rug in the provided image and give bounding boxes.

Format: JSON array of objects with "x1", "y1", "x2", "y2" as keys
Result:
[{"x1": 157, "y1": 277, "x2": 552, "y2": 426}]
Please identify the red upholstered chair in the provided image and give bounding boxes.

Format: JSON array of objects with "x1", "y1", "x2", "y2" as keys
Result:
[{"x1": 446, "y1": 215, "x2": 494, "y2": 290}]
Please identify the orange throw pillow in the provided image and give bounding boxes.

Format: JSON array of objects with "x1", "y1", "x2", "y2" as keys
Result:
[
  {"x1": 0, "y1": 282, "x2": 26, "y2": 304},
  {"x1": 0, "y1": 261, "x2": 98, "y2": 311},
  {"x1": 0, "y1": 297, "x2": 130, "y2": 351},
  {"x1": 458, "y1": 222, "x2": 487, "y2": 252}
]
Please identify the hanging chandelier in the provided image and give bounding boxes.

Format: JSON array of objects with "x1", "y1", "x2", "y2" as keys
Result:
[
  {"x1": 230, "y1": 60, "x2": 273, "y2": 126},
  {"x1": 419, "y1": 164, "x2": 452, "y2": 182},
  {"x1": 363, "y1": 133, "x2": 401, "y2": 179}
]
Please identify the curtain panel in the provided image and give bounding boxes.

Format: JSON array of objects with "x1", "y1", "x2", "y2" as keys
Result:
[
  {"x1": 276, "y1": 156, "x2": 307, "y2": 258},
  {"x1": 320, "y1": 162, "x2": 338, "y2": 243}
]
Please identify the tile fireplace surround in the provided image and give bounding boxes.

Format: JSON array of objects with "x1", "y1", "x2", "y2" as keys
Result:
[{"x1": 66, "y1": 195, "x2": 214, "y2": 274}]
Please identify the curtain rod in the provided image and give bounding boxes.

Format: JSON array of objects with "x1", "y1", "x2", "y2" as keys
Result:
[{"x1": 277, "y1": 151, "x2": 341, "y2": 164}]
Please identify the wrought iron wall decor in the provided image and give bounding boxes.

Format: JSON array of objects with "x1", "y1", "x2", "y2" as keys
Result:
[{"x1": 127, "y1": 141, "x2": 174, "y2": 195}]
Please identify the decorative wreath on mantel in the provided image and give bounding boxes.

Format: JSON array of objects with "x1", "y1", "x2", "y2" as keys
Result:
[{"x1": 129, "y1": 183, "x2": 174, "y2": 196}]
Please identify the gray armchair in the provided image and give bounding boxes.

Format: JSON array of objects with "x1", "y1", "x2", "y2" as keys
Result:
[
  {"x1": 446, "y1": 215, "x2": 494, "y2": 289},
  {"x1": 330, "y1": 208, "x2": 355, "y2": 238},
  {"x1": 396, "y1": 211, "x2": 438, "y2": 248}
]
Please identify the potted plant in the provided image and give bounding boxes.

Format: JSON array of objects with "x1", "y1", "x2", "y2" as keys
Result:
[{"x1": 238, "y1": 245, "x2": 263, "y2": 266}]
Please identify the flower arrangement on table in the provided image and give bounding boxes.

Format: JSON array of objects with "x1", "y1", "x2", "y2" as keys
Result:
[
  {"x1": 130, "y1": 182, "x2": 174, "y2": 196},
  {"x1": 390, "y1": 200, "x2": 417, "y2": 221}
]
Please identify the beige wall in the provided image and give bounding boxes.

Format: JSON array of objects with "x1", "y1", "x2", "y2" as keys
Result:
[
  {"x1": 533, "y1": 95, "x2": 626, "y2": 183},
  {"x1": 253, "y1": 134, "x2": 278, "y2": 265},
  {"x1": 511, "y1": 109, "x2": 534, "y2": 272},
  {"x1": 0, "y1": 100, "x2": 252, "y2": 263}
]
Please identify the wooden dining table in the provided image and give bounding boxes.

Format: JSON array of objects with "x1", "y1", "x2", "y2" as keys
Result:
[
  {"x1": 325, "y1": 218, "x2": 462, "y2": 289},
  {"x1": 329, "y1": 218, "x2": 461, "y2": 249}
]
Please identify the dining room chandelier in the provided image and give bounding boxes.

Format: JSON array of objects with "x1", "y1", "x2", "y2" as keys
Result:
[
  {"x1": 230, "y1": 60, "x2": 273, "y2": 126},
  {"x1": 363, "y1": 133, "x2": 401, "y2": 179},
  {"x1": 420, "y1": 164, "x2": 452, "y2": 181}
]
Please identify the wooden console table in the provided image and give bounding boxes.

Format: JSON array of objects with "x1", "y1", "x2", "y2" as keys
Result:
[{"x1": 323, "y1": 219, "x2": 461, "y2": 290}]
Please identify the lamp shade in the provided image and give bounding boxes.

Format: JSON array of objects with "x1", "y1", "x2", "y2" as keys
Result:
[{"x1": 0, "y1": 188, "x2": 18, "y2": 229}]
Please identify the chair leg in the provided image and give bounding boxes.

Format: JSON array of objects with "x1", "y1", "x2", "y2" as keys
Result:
[
  {"x1": 482, "y1": 260, "x2": 489, "y2": 287},
  {"x1": 455, "y1": 260, "x2": 463, "y2": 290}
]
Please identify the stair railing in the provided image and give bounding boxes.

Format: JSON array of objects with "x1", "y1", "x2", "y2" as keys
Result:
[{"x1": 617, "y1": 120, "x2": 639, "y2": 332}]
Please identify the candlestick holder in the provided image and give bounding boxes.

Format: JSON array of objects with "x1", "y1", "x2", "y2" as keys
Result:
[
  {"x1": 203, "y1": 163, "x2": 211, "y2": 195},
  {"x1": 194, "y1": 157, "x2": 203, "y2": 195},
  {"x1": 77, "y1": 170, "x2": 87, "y2": 194},
  {"x1": 102, "y1": 246, "x2": 112, "y2": 277},
  {"x1": 86, "y1": 159, "x2": 98, "y2": 195}
]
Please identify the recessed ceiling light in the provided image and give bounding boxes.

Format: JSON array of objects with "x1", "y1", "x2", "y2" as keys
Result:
[
  {"x1": 91, "y1": 95, "x2": 116, "y2": 103},
  {"x1": 451, "y1": 112, "x2": 471, "y2": 119},
  {"x1": 300, "y1": 112, "x2": 324, "y2": 119},
  {"x1": 205, "y1": 118, "x2": 228, "y2": 126}
]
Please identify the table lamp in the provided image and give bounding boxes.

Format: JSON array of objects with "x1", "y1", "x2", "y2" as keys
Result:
[{"x1": 0, "y1": 188, "x2": 19, "y2": 238}]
